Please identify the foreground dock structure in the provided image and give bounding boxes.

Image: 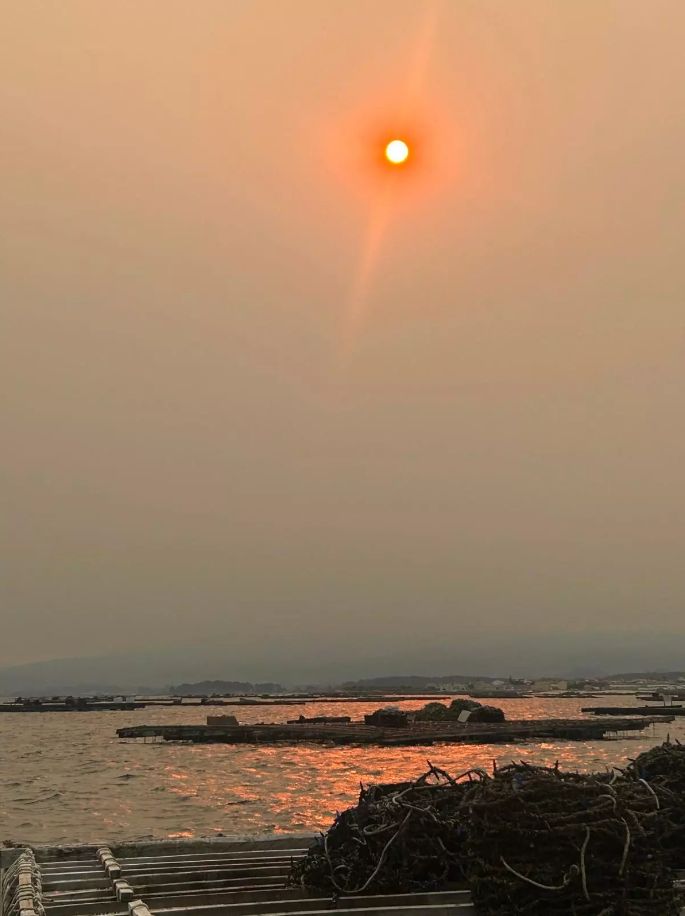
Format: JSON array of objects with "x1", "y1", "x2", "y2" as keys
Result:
[
  {"x1": 0, "y1": 837, "x2": 476, "y2": 915},
  {"x1": 2, "y1": 836, "x2": 684, "y2": 916},
  {"x1": 116, "y1": 715, "x2": 667, "y2": 747}
]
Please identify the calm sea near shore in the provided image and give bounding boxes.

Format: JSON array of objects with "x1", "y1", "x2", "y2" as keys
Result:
[{"x1": 0, "y1": 695, "x2": 679, "y2": 845}]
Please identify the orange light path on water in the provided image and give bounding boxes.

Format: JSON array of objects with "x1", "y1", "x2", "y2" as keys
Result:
[{"x1": 338, "y1": 1, "x2": 444, "y2": 358}]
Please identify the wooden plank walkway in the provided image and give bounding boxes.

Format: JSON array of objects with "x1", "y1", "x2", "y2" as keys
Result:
[
  {"x1": 1, "y1": 838, "x2": 475, "y2": 915},
  {"x1": 116, "y1": 716, "x2": 668, "y2": 747}
]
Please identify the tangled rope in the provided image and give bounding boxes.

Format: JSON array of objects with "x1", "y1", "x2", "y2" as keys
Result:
[
  {"x1": 291, "y1": 764, "x2": 480, "y2": 894},
  {"x1": 290, "y1": 741, "x2": 685, "y2": 915},
  {"x1": 464, "y1": 761, "x2": 677, "y2": 914},
  {"x1": 625, "y1": 739, "x2": 685, "y2": 868}
]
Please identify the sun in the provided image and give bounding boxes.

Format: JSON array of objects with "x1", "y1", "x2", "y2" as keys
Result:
[{"x1": 385, "y1": 138, "x2": 410, "y2": 165}]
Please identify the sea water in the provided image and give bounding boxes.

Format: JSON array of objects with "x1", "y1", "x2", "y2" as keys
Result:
[{"x1": 0, "y1": 695, "x2": 678, "y2": 844}]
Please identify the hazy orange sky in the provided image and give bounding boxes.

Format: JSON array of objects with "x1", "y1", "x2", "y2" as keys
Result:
[{"x1": 2, "y1": 1, "x2": 684, "y2": 681}]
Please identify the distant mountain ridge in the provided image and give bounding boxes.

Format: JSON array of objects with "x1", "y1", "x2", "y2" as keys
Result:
[
  {"x1": 171, "y1": 680, "x2": 284, "y2": 696},
  {"x1": 605, "y1": 671, "x2": 685, "y2": 682},
  {"x1": 340, "y1": 674, "x2": 499, "y2": 689},
  {"x1": 2, "y1": 635, "x2": 685, "y2": 696}
]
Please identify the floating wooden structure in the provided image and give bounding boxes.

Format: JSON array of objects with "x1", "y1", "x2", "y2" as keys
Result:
[
  {"x1": 286, "y1": 715, "x2": 352, "y2": 725},
  {"x1": 0, "y1": 701, "x2": 146, "y2": 713},
  {"x1": 141, "y1": 694, "x2": 456, "y2": 706},
  {"x1": 0, "y1": 694, "x2": 456, "y2": 713},
  {"x1": 185, "y1": 695, "x2": 454, "y2": 706},
  {"x1": 116, "y1": 716, "x2": 667, "y2": 747},
  {"x1": 0, "y1": 836, "x2": 477, "y2": 915},
  {"x1": 583, "y1": 705, "x2": 685, "y2": 716}
]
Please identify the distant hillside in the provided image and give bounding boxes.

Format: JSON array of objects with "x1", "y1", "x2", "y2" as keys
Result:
[
  {"x1": 3, "y1": 635, "x2": 685, "y2": 697},
  {"x1": 340, "y1": 674, "x2": 499, "y2": 691},
  {"x1": 0, "y1": 649, "x2": 280, "y2": 696},
  {"x1": 341, "y1": 675, "x2": 436, "y2": 689},
  {"x1": 602, "y1": 671, "x2": 685, "y2": 682},
  {"x1": 171, "y1": 680, "x2": 284, "y2": 696}
]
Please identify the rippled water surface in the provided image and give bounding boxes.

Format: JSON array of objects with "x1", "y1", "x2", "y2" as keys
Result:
[{"x1": 0, "y1": 696, "x2": 678, "y2": 844}]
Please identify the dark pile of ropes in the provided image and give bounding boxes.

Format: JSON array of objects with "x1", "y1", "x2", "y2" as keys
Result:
[
  {"x1": 414, "y1": 698, "x2": 505, "y2": 723},
  {"x1": 290, "y1": 764, "x2": 474, "y2": 894},
  {"x1": 465, "y1": 760, "x2": 677, "y2": 915},
  {"x1": 625, "y1": 740, "x2": 685, "y2": 868},
  {"x1": 290, "y1": 741, "x2": 685, "y2": 914}
]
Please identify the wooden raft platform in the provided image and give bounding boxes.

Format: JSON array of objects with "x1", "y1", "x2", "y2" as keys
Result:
[
  {"x1": 583, "y1": 706, "x2": 685, "y2": 716},
  {"x1": 116, "y1": 716, "x2": 668, "y2": 747},
  {"x1": 0, "y1": 701, "x2": 146, "y2": 713},
  {"x1": 0, "y1": 695, "x2": 457, "y2": 714}
]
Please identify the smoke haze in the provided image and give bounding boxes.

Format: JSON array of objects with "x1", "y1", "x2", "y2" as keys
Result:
[{"x1": 2, "y1": 2, "x2": 684, "y2": 679}]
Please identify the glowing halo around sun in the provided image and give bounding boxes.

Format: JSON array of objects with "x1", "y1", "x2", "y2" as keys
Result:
[{"x1": 384, "y1": 138, "x2": 410, "y2": 165}]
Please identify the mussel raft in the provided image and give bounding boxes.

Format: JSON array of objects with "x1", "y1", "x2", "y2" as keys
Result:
[{"x1": 290, "y1": 740, "x2": 685, "y2": 915}]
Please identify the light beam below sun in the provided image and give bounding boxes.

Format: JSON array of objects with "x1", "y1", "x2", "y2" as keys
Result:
[{"x1": 339, "y1": 0, "x2": 444, "y2": 360}]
